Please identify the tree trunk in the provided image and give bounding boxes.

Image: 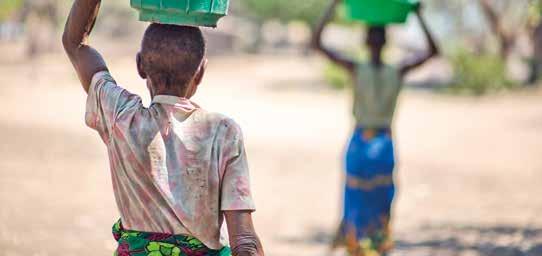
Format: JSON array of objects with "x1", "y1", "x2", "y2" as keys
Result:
[
  {"x1": 528, "y1": 21, "x2": 542, "y2": 84},
  {"x1": 478, "y1": 0, "x2": 514, "y2": 59},
  {"x1": 19, "y1": 0, "x2": 59, "y2": 58}
]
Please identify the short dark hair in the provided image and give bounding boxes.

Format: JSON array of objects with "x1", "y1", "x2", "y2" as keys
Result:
[
  {"x1": 366, "y1": 26, "x2": 387, "y2": 47},
  {"x1": 141, "y1": 24, "x2": 206, "y2": 89}
]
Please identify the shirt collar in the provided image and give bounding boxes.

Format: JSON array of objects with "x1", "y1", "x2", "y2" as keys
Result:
[{"x1": 152, "y1": 95, "x2": 199, "y2": 112}]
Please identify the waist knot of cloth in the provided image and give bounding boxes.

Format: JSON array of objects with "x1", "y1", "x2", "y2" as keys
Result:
[
  {"x1": 358, "y1": 127, "x2": 392, "y2": 140},
  {"x1": 112, "y1": 220, "x2": 232, "y2": 256}
]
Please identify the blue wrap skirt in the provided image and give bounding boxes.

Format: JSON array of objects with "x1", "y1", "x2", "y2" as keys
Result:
[{"x1": 336, "y1": 127, "x2": 396, "y2": 255}]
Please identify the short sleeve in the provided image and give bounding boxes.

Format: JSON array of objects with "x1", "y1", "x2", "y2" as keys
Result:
[
  {"x1": 85, "y1": 71, "x2": 142, "y2": 143},
  {"x1": 220, "y1": 120, "x2": 256, "y2": 211}
]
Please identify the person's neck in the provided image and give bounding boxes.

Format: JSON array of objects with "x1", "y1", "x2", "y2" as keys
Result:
[
  {"x1": 151, "y1": 86, "x2": 187, "y2": 99},
  {"x1": 371, "y1": 58, "x2": 383, "y2": 68},
  {"x1": 370, "y1": 50, "x2": 383, "y2": 68}
]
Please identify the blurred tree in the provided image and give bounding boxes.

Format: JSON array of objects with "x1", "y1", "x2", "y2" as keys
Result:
[
  {"x1": 240, "y1": 0, "x2": 328, "y2": 25},
  {"x1": 478, "y1": 0, "x2": 542, "y2": 85},
  {"x1": 15, "y1": 0, "x2": 60, "y2": 58},
  {"x1": 0, "y1": 0, "x2": 24, "y2": 22},
  {"x1": 527, "y1": 0, "x2": 542, "y2": 84},
  {"x1": 237, "y1": 0, "x2": 327, "y2": 52},
  {"x1": 478, "y1": 0, "x2": 516, "y2": 58},
  {"x1": 18, "y1": 0, "x2": 59, "y2": 24}
]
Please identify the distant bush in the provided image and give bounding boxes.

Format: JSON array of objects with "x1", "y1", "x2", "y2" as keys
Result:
[
  {"x1": 449, "y1": 49, "x2": 517, "y2": 95},
  {"x1": 324, "y1": 60, "x2": 353, "y2": 90},
  {"x1": 0, "y1": 0, "x2": 23, "y2": 21}
]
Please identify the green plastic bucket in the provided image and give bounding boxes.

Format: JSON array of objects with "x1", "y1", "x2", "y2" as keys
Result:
[
  {"x1": 130, "y1": 0, "x2": 229, "y2": 27},
  {"x1": 344, "y1": 0, "x2": 419, "y2": 25}
]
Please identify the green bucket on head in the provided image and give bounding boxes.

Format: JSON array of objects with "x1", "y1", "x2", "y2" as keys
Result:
[
  {"x1": 344, "y1": 0, "x2": 419, "y2": 25},
  {"x1": 130, "y1": 0, "x2": 230, "y2": 27}
]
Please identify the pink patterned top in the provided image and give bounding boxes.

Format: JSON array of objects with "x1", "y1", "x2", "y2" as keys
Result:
[{"x1": 86, "y1": 71, "x2": 256, "y2": 249}]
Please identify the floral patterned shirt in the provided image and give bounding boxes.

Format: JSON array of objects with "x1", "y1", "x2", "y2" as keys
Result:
[{"x1": 86, "y1": 71, "x2": 256, "y2": 249}]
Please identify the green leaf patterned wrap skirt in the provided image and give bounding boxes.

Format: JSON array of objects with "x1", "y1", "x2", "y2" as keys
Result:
[{"x1": 112, "y1": 220, "x2": 232, "y2": 256}]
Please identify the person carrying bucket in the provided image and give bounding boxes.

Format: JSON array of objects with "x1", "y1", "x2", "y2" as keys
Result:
[
  {"x1": 311, "y1": 0, "x2": 439, "y2": 255},
  {"x1": 62, "y1": 0, "x2": 264, "y2": 255}
]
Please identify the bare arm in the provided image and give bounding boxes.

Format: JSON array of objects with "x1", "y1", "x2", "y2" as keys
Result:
[
  {"x1": 311, "y1": 0, "x2": 356, "y2": 73},
  {"x1": 224, "y1": 211, "x2": 264, "y2": 256},
  {"x1": 62, "y1": 0, "x2": 108, "y2": 93},
  {"x1": 399, "y1": 5, "x2": 440, "y2": 78}
]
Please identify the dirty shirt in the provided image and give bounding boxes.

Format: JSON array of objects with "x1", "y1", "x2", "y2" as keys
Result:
[{"x1": 85, "y1": 71, "x2": 256, "y2": 250}]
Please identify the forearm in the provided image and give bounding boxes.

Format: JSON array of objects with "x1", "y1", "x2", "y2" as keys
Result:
[
  {"x1": 312, "y1": 0, "x2": 340, "y2": 50},
  {"x1": 62, "y1": 0, "x2": 101, "y2": 52},
  {"x1": 62, "y1": 0, "x2": 107, "y2": 92},
  {"x1": 311, "y1": 0, "x2": 355, "y2": 72},
  {"x1": 417, "y1": 12, "x2": 439, "y2": 56},
  {"x1": 224, "y1": 211, "x2": 264, "y2": 256}
]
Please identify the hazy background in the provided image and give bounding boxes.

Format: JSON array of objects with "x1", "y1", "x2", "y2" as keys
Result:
[{"x1": 1, "y1": 0, "x2": 542, "y2": 255}]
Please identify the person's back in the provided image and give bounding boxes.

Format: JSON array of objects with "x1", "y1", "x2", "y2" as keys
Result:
[
  {"x1": 353, "y1": 63, "x2": 401, "y2": 128},
  {"x1": 87, "y1": 79, "x2": 253, "y2": 248},
  {"x1": 62, "y1": 1, "x2": 264, "y2": 255}
]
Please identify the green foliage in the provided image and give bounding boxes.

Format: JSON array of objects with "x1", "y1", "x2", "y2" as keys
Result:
[
  {"x1": 241, "y1": 0, "x2": 328, "y2": 25},
  {"x1": 0, "y1": 0, "x2": 23, "y2": 21},
  {"x1": 323, "y1": 60, "x2": 353, "y2": 90},
  {"x1": 449, "y1": 49, "x2": 516, "y2": 95},
  {"x1": 528, "y1": 0, "x2": 542, "y2": 24}
]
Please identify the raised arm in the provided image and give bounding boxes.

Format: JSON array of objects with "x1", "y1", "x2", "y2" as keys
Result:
[
  {"x1": 311, "y1": 0, "x2": 356, "y2": 73},
  {"x1": 62, "y1": 0, "x2": 108, "y2": 93},
  {"x1": 224, "y1": 211, "x2": 264, "y2": 256},
  {"x1": 399, "y1": 4, "x2": 439, "y2": 78}
]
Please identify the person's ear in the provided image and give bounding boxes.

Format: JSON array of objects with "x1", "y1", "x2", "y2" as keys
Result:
[
  {"x1": 136, "y1": 52, "x2": 147, "y2": 79},
  {"x1": 185, "y1": 59, "x2": 208, "y2": 99},
  {"x1": 193, "y1": 58, "x2": 208, "y2": 86}
]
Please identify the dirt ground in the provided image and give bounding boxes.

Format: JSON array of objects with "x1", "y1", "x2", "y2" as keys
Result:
[{"x1": 1, "y1": 43, "x2": 542, "y2": 256}]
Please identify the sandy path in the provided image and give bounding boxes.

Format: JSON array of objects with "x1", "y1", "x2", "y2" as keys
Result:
[{"x1": 1, "y1": 51, "x2": 541, "y2": 256}]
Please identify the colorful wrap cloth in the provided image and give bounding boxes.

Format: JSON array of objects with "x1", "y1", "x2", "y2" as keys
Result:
[
  {"x1": 334, "y1": 127, "x2": 396, "y2": 256},
  {"x1": 112, "y1": 220, "x2": 232, "y2": 256}
]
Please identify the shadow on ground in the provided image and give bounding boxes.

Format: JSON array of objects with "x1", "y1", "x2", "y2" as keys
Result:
[{"x1": 279, "y1": 224, "x2": 542, "y2": 256}]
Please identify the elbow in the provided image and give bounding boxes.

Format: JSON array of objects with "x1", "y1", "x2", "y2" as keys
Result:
[
  {"x1": 427, "y1": 44, "x2": 439, "y2": 58},
  {"x1": 310, "y1": 32, "x2": 322, "y2": 51},
  {"x1": 310, "y1": 38, "x2": 319, "y2": 51},
  {"x1": 310, "y1": 40, "x2": 325, "y2": 54},
  {"x1": 431, "y1": 47, "x2": 440, "y2": 58},
  {"x1": 62, "y1": 30, "x2": 77, "y2": 56},
  {"x1": 62, "y1": 31, "x2": 72, "y2": 54}
]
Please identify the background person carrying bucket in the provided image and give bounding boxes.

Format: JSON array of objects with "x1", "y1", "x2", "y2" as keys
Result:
[
  {"x1": 311, "y1": 0, "x2": 439, "y2": 255},
  {"x1": 61, "y1": 0, "x2": 264, "y2": 255}
]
